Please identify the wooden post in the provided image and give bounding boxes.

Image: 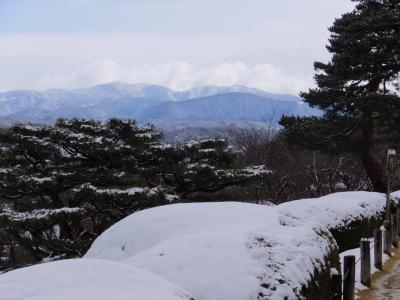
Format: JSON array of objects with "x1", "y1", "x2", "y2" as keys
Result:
[
  {"x1": 384, "y1": 220, "x2": 392, "y2": 256},
  {"x1": 360, "y1": 240, "x2": 371, "y2": 287},
  {"x1": 343, "y1": 255, "x2": 355, "y2": 300},
  {"x1": 397, "y1": 207, "x2": 400, "y2": 235},
  {"x1": 374, "y1": 229, "x2": 383, "y2": 271},
  {"x1": 392, "y1": 214, "x2": 398, "y2": 248},
  {"x1": 331, "y1": 273, "x2": 342, "y2": 300}
]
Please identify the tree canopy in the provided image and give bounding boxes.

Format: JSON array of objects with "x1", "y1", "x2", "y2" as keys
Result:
[{"x1": 280, "y1": 0, "x2": 400, "y2": 192}]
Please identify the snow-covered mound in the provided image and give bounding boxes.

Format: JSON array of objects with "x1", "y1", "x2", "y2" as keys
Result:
[
  {"x1": 279, "y1": 191, "x2": 386, "y2": 230},
  {"x1": 3, "y1": 192, "x2": 388, "y2": 300},
  {"x1": 391, "y1": 190, "x2": 400, "y2": 201},
  {"x1": 86, "y1": 202, "x2": 334, "y2": 300},
  {"x1": 0, "y1": 258, "x2": 194, "y2": 300}
]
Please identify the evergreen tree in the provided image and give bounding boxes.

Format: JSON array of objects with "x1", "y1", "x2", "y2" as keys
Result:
[
  {"x1": 146, "y1": 138, "x2": 270, "y2": 198},
  {"x1": 280, "y1": 0, "x2": 400, "y2": 192},
  {"x1": 0, "y1": 119, "x2": 171, "y2": 268},
  {"x1": 0, "y1": 119, "x2": 270, "y2": 269}
]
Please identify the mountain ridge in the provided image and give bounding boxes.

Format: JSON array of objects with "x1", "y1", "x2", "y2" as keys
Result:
[
  {"x1": 138, "y1": 92, "x2": 314, "y2": 123},
  {"x1": 0, "y1": 83, "x2": 318, "y2": 126}
]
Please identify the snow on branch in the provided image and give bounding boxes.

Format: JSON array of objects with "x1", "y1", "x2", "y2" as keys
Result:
[
  {"x1": 74, "y1": 184, "x2": 179, "y2": 202},
  {"x1": 0, "y1": 207, "x2": 85, "y2": 223}
]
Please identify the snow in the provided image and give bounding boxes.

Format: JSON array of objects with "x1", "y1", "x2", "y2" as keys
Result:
[
  {"x1": 0, "y1": 207, "x2": 85, "y2": 222},
  {"x1": 339, "y1": 237, "x2": 390, "y2": 292},
  {"x1": 86, "y1": 202, "x2": 334, "y2": 300},
  {"x1": 391, "y1": 190, "x2": 400, "y2": 201},
  {"x1": 76, "y1": 183, "x2": 147, "y2": 195},
  {"x1": 151, "y1": 143, "x2": 174, "y2": 150},
  {"x1": 73, "y1": 184, "x2": 178, "y2": 201},
  {"x1": 85, "y1": 191, "x2": 392, "y2": 299},
  {"x1": 0, "y1": 258, "x2": 194, "y2": 300},
  {"x1": 241, "y1": 165, "x2": 272, "y2": 176},
  {"x1": 278, "y1": 192, "x2": 386, "y2": 230},
  {"x1": 20, "y1": 176, "x2": 54, "y2": 184},
  {"x1": 135, "y1": 132, "x2": 157, "y2": 138},
  {"x1": 184, "y1": 139, "x2": 226, "y2": 148},
  {"x1": 1, "y1": 191, "x2": 393, "y2": 299},
  {"x1": 187, "y1": 163, "x2": 215, "y2": 170}
]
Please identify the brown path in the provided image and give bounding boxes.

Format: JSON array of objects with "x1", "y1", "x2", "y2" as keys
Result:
[{"x1": 358, "y1": 248, "x2": 400, "y2": 299}]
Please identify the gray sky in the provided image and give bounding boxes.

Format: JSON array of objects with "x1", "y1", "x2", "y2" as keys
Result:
[{"x1": 0, "y1": 0, "x2": 355, "y2": 94}]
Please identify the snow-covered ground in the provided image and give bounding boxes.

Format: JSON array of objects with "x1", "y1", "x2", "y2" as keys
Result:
[
  {"x1": 0, "y1": 258, "x2": 195, "y2": 300},
  {"x1": 0, "y1": 191, "x2": 392, "y2": 299}
]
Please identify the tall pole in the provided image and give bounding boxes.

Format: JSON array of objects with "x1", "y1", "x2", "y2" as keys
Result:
[
  {"x1": 386, "y1": 155, "x2": 391, "y2": 221},
  {"x1": 386, "y1": 149, "x2": 396, "y2": 221}
]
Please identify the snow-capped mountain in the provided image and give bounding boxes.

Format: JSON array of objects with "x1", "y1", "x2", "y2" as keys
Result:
[{"x1": 0, "y1": 82, "x2": 318, "y2": 125}]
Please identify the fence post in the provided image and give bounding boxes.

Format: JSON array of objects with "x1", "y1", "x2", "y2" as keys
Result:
[
  {"x1": 343, "y1": 255, "x2": 355, "y2": 300},
  {"x1": 331, "y1": 273, "x2": 342, "y2": 300},
  {"x1": 384, "y1": 220, "x2": 392, "y2": 256},
  {"x1": 392, "y1": 214, "x2": 398, "y2": 248},
  {"x1": 397, "y1": 207, "x2": 400, "y2": 236},
  {"x1": 360, "y1": 240, "x2": 371, "y2": 287},
  {"x1": 394, "y1": 208, "x2": 399, "y2": 239},
  {"x1": 374, "y1": 229, "x2": 383, "y2": 271}
]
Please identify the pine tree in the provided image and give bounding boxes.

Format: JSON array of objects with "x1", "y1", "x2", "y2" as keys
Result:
[
  {"x1": 0, "y1": 119, "x2": 171, "y2": 268},
  {"x1": 146, "y1": 138, "x2": 270, "y2": 198},
  {"x1": 0, "y1": 119, "x2": 270, "y2": 269},
  {"x1": 280, "y1": 0, "x2": 400, "y2": 192}
]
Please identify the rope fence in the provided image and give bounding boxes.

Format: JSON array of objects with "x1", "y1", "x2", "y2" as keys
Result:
[{"x1": 330, "y1": 206, "x2": 400, "y2": 300}]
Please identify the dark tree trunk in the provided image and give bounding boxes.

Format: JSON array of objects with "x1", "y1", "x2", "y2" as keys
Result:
[
  {"x1": 359, "y1": 121, "x2": 386, "y2": 193},
  {"x1": 360, "y1": 151, "x2": 386, "y2": 192}
]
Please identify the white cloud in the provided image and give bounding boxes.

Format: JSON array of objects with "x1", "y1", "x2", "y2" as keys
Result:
[
  {"x1": 0, "y1": 0, "x2": 356, "y2": 94},
  {"x1": 36, "y1": 59, "x2": 313, "y2": 94},
  {"x1": 0, "y1": 32, "x2": 320, "y2": 94}
]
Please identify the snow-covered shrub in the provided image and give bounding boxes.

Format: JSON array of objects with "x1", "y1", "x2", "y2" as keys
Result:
[
  {"x1": 85, "y1": 191, "x2": 391, "y2": 299},
  {"x1": 279, "y1": 191, "x2": 389, "y2": 251},
  {"x1": 85, "y1": 202, "x2": 338, "y2": 300}
]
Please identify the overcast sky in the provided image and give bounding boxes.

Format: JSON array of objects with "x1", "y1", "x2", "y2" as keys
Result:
[{"x1": 0, "y1": 0, "x2": 355, "y2": 94}]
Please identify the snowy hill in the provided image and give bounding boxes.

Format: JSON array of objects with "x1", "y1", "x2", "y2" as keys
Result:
[{"x1": 0, "y1": 83, "x2": 319, "y2": 125}]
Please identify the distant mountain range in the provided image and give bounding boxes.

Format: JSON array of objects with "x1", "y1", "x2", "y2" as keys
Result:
[{"x1": 0, "y1": 82, "x2": 318, "y2": 126}]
